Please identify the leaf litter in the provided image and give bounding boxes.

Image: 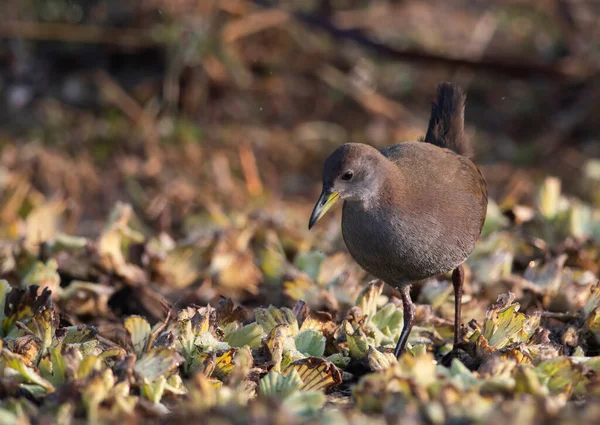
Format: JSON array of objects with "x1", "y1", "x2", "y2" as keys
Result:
[{"x1": 3, "y1": 171, "x2": 600, "y2": 424}]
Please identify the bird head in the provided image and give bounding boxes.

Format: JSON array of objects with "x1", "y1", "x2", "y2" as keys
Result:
[{"x1": 309, "y1": 143, "x2": 384, "y2": 229}]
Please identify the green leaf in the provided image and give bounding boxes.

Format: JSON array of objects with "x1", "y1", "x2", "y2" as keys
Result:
[
  {"x1": 51, "y1": 233, "x2": 88, "y2": 250},
  {"x1": 1, "y1": 349, "x2": 55, "y2": 392},
  {"x1": 514, "y1": 366, "x2": 548, "y2": 396},
  {"x1": 294, "y1": 329, "x2": 325, "y2": 357},
  {"x1": 294, "y1": 251, "x2": 326, "y2": 283},
  {"x1": 482, "y1": 293, "x2": 540, "y2": 349},
  {"x1": 48, "y1": 343, "x2": 66, "y2": 386},
  {"x1": 27, "y1": 307, "x2": 58, "y2": 361},
  {"x1": 176, "y1": 318, "x2": 195, "y2": 356},
  {"x1": 142, "y1": 376, "x2": 167, "y2": 404},
  {"x1": 258, "y1": 369, "x2": 303, "y2": 398},
  {"x1": 343, "y1": 320, "x2": 370, "y2": 359},
  {"x1": 370, "y1": 304, "x2": 403, "y2": 339},
  {"x1": 326, "y1": 353, "x2": 351, "y2": 369},
  {"x1": 76, "y1": 355, "x2": 102, "y2": 379},
  {"x1": 225, "y1": 323, "x2": 264, "y2": 349},
  {"x1": 61, "y1": 325, "x2": 98, "y2": 344},
  {"x1": 535, "y1": 358, "x2": 581, "y2": 394}
]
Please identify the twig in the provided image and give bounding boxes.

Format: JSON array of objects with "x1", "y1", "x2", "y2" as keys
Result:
[
  {"x1": 202, "y1": 55, "x2": 229, "y2": 83},
  {"x1": 316, "y1": 64, "x2": 419, "y2": 123},
  {"x1": 540, "y1": 311, "x2": 580, "y2": 322},
  {"x1": 247, "y1": 0, "x2": 591, "y2": 80},
  {"x1": 0, "y1": 21, "x2": 156, "y2": 48},
  {"x1": 218, "y1": 0, "x2": 251, "y2": 15},
  {"x1": 222, "y1": 9, "x2": 290, "y2": 43},
  {"x1": 239, "y1": 144, "x2": 263, "y2": 197},
  {"x1": 212, "y1": 152, "x2": 235, "y2": 195}
]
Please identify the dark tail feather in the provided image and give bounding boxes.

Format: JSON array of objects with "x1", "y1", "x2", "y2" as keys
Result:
[{"x1": 423, "y1": 82, "x2": 473, "y2": 158}]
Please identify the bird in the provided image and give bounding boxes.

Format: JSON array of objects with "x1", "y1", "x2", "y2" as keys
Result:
[{"x1": 308, "y1": 82, "x2": 488, "y2": 358}]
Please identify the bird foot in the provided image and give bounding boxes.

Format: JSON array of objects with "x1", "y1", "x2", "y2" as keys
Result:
[{"x1": 440, "y1": 343, "x2": 470, "y2": 367}]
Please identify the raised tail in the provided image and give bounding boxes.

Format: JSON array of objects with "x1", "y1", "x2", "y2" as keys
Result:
[{"x1": 423, "y1": 82, "x2": 473, "y2": 158}]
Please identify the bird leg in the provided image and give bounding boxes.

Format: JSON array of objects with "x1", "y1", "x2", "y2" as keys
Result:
[
  {"x1": 394, "y1": 285, "x2": 416, "y2": 358},
  {"x1": 451, "y1": 265, "x2": 464, "y2": 346}
]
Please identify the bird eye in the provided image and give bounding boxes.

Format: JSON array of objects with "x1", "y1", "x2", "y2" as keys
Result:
[{"x1": 341, "y1": 171, "x2": 353, "y2": 180}]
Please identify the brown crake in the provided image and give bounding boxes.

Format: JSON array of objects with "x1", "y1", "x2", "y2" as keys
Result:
[{"x1": 309, "y1": 82, "x2": 488, "y2": 358}]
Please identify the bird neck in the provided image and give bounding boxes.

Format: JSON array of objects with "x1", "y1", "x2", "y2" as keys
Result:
[{"x1": 355, "y1": 155, "x2": 406, "y2": 210}]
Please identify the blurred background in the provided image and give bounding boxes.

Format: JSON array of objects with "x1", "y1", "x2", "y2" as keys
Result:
[{"x1": 1, "y1": 0, "x2": 600, "y2": 315}]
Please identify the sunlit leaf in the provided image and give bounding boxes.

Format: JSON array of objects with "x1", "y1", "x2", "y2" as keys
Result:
[
  {"x1": 227, "y1": 345, "x2": 253, "y2": 387},
  {"x1": 157, "y1": 246, "x2": 202, "y2": 288},
  {"x1": 24, "y1": 200, "x2": 66, "y2": 253},
  {"x1": 537, "y1": 176, "x2": 562, "y2": 220},
  {"x1": 1, "y1": 349, "x2": 55, "y2": 392},
  {"x1": 134, "y1": 348, "x2": 184, "y2": 382},
  {"x1": 124, "y1": 315, "x2": 152, "y2": 357},
  {"x1": 21, "y1": 260, "x2": 61, "y2": 298},
  {"x1": 355, "y1": 281, "x2": 384, "y2": 319},
  {"x1": 367, "y1": 347, "x2": 396, "y2": 371},
  {"x1": 195, "y1": 332, "x2": 230, "y2": 352},
  {"x1": 142, "y1": 376, "x2": 167, "y2": 404},
  {"x1": 212, "y1": 348, "x2": 237, "y2": 380},
  {"x1": 255, "y1": 305, "x2": 299, "y2": 335},
  {"x1": 283, "y1": 357, "x2": 342, "y2": 392},
  {"x1": 263, "y1": 324, "x2": 292, "y2": 372},
  {"x1": 479, "y1": 293, "x2": 541, "y2": 350}
]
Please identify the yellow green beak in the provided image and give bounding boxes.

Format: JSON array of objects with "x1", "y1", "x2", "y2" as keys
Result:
[{"x1": 308, "y1": 190, "x2": 340, "y2": 229}]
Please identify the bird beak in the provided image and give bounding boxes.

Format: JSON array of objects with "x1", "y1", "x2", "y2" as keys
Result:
[{"x1": 309, "y1": 190, "x2": 340, "y2": 229}]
